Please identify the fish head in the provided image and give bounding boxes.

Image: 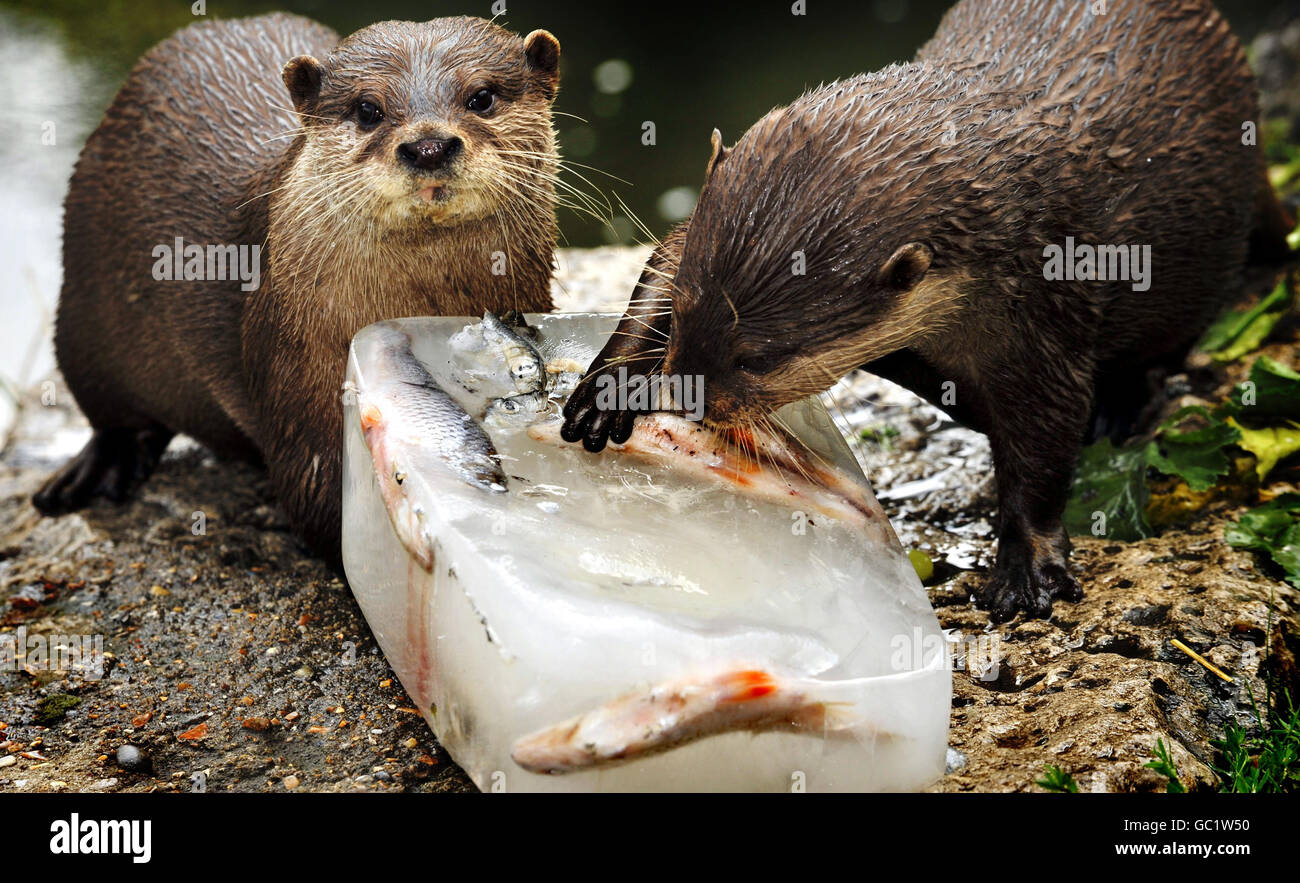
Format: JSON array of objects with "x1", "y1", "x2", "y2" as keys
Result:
[{"x1": 485, "y1": 393, "x2": 552, "y2": 429}]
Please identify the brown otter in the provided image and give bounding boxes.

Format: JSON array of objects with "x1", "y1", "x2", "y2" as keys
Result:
[
  {"x1": 34, "y1": 14, "x2": 561, "y2": 559},
  {"x1": 562, "y1": 0, "x2": 1295, "y2": 621}
]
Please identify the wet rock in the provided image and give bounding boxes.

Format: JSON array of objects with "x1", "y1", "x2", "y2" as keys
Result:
[
  {"x1": 945, "y1": 748, "x2": 967, "y2": 774},
  {"x1": 114, "y1": 745, "x2": 148, "y2": 773}
]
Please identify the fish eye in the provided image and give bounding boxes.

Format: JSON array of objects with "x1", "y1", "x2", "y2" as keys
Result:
[
  {"x1": 466, "y1": 88, "x2": 496, "y2": 114},
  {"x1": 356, "y1": 100, "x2": 384, "y2": 129},
  {"x1": 393, "y1": 469, "x2": 405, "y2": 485}
]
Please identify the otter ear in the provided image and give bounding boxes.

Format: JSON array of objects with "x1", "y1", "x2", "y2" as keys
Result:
[
  {"x1": 878, "y1": 242, "x2": 932, "y2": 291},
  {"x1": 524, "y1": 30, "x2": 561, "y2": 98},
  {"x1": 705, "y1": 128, "x2": 730, "y2": 181},
  {"x1": 283, "y1": 55, "x2": 324, "y2": 115}
]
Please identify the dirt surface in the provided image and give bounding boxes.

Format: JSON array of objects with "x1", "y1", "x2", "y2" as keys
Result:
[
  {"x1": 2, "y1": 259, "x2": 1297, "y2": 794},
  {"x1": 830, "y1": 304, "x2": 1300, "y2": 793}
]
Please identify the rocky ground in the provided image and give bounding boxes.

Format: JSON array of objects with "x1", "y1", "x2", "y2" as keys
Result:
[
  {"x1": 2, "y1": 243, "x2": 1295, "y2": 793},
  {"x1": 830, "y1": 322, "x2": 1300, "y2": 793}
]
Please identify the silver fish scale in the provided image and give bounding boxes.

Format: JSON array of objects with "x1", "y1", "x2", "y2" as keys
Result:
[{"x1": 372, "y1": 328, "x2": 506, "y2": 489}]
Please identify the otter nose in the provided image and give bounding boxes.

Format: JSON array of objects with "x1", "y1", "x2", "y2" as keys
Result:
[{"x1": 397, "y1": 137, "x2": 461, "y2": 171}]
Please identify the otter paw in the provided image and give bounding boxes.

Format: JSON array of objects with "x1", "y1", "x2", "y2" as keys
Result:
[
  {"x1": 33, "y1": 427, "x2": 171, "y2": 515},
  {"x1": 976, "y1": 561, "x2": 1081, "y2": 623},
  {"x1": 560, "y1": 366, "x2": 640, "y2": 452}
]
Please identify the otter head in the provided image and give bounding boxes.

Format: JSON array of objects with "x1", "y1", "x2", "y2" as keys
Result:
[
  {"x1": 281, "y1": 17, "x2": 560, "y2": 230},
  {"x1": 662, "y1": 122, "x2": 957, "y2": 428}
]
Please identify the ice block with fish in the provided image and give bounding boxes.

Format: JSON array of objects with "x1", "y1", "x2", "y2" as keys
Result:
[{"x1": 341, "y1": 314, "x2": 950, "y2": 792}]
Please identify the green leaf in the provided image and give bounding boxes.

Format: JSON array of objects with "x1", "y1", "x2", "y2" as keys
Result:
[
  {"x1": 1145, "y1": 406, "x2": 1241, "y2": 492},
  {"x1": 1066, "y1": 438, "x2": 1153, "y2": 541},
  {"x1": 1224, "y1": 494, "x2": 1300, "y2": 588},
  {"x1": 1036, "y1": 764, "x2": 1079, "y2": 793},
  {"x1": 1200, "y1": 279, "x2": 1292, "y2": 358},
  {"x1": 1228, "y1": 418, "x2": 1300, "y2": 482},
  {"x1": 1221, "y1": 356, "x2": 1300, "y2": 424},
  {"x1": 1145, "y1": 739, "x2": 1186, "y2": 794}
]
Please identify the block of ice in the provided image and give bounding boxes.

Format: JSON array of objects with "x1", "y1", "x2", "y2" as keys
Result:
[{"x1": 341, "y1": 314, "x2": 950, "y2": 792}]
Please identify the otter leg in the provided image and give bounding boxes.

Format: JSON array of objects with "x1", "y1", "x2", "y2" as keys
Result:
[
  {"x1": 33, "y1": 425, "x2": 173, "y2": 515},
  {"x1": 562, "y1": 222, "x2": 688, "y2": 450},
  {"x1": 1087, "y1": 360, "x2": 1169, "y2": 444},
  {"x1": 980, "y1": 467, "x2": 1083, "y2": 622},
  {"x1": 976, "y1": 370, "x2": 1092, "y2": 622}
]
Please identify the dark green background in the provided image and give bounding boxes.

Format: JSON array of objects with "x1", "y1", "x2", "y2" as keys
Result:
[{"x1": 3, "y1": 0, "x2": 1292, "y2": 246}]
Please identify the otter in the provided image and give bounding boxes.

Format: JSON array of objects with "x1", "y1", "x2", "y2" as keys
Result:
[
  {"x1": 34, "y1": 14, "x2": 562, "y2": 559},
  {"x1": 562, "y1": 0, "x2": 1295, "y2": 621}
]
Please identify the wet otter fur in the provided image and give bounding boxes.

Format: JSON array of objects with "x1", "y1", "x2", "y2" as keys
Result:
[
  {"x1": 563, "y1": 0, "x2": 1295, "y2": 621},
  {"x1": 35, "y1": 14, "x2": 562, "y2": 559}
]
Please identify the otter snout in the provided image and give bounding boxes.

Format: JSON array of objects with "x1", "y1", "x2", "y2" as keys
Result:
[{"x1": 397, "y1": 136, "x2": 462, "y2": 172}]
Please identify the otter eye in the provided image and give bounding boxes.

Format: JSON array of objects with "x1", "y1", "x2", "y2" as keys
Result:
[
  {"x1": 356, "y1": 100, "x2": 384, "y2": 129},
  {"x1": 466, "y1": 88, "x2": 495, "y2": 114},
  {"x1": 736, "y1": 353, "x2": 783, "y2": 375}
]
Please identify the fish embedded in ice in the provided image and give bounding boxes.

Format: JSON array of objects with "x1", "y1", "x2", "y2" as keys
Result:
[
  {"x1": 348, "y1": 326, "x2": 506, "y2": 569},
  {"x1": 511, "y1": 668, "x2": 880, "y2": 774},
  {"x1": 342, "y1": 314, "x2": 950, "y2": 792},
  {"x1": 527, "y1": 414, "x2": 893, "y2": 538}
]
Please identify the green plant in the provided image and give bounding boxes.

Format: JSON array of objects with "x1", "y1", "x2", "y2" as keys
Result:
[
  {"x1": 1213, "y1": 687, "x2": 1300, "y2": 793},
  {"x1": 1035, "y1": 764, "x2": 1079, "y2": 793},
  {"x1": 857, "y1": 424, "x2": 900, "y2": 451},
  {"x1": 1145, "y1": 738, "x2": 1186, "y2": 793}
]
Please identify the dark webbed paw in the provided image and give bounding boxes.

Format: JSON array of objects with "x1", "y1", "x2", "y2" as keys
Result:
[
  {"x1": 33, "y1": 427, "x2": 171, "y2": 515},
  {"x1": 972, "y1": 556, "x2": 1081, "y2": 624},
  {"x1": 560, "y1": 365, "x2": 642, "y2": 452}
]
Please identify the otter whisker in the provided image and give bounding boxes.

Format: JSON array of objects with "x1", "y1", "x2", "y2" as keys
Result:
[
  {"x1": 608, "y1": 330, "x2": 670, "y2": 345},
  {"x1": 552, "y1": 110, "x2": 592, "y2": 124},
  {"x1": 620, "y1": 314, "x2": 671, "y2": 339},
  {"x1": 494, "y1": 155, "x2": 613, "y2": 216},
  {"x1": 492, "y1": 160, "x2": 610, "y2": 225},
  {"x1": 611, "y1": 191, "x2": 661, "y2": 249},
  {"x1": 266, "y1": 103, "x2": 335, "y2": 124},
  {"x1": 239, "y1": 166, "x2": 369, "y2": 210},
  {"x1": 497, "y1": 149, "x2": 632, "y2": 186}
]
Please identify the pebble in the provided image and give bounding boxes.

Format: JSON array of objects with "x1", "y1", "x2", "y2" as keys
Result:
[
  {"x1": 115, "y1": 744, "x2": 148, "y2": 772},
  {"x1": 945, "y1": 748, "x2": 968, "y2": 774},
  {"x1": 283, "y1": 774, "x2": 300, "y2": 790},
  {"x1": 0, "y1": 755, "x2": 15, "y2": 768}
]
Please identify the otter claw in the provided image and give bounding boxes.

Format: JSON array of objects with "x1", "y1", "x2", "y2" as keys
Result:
[
  {"x1": 561, "y1": 365, "x2": 643, "y2": 452},
  {"x1": 976, "y1": 561, "x2": 1080, "y2": 623},
  {"x1": 609, "y1": 411, "x2": 635, "y2": 445}
]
